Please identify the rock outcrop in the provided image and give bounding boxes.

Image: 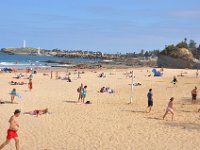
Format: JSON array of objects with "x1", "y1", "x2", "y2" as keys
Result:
[{"x1": 158, "y1": 48, "x2": 200, "y2": 69}]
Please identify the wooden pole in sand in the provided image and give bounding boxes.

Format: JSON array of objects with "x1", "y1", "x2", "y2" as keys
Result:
[{"x1": 129, "y1": 71, "x2": 134, "y2": 104}]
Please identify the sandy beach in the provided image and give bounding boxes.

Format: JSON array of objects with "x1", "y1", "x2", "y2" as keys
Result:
[{"x1": 0, "y1": 68, "x2": 200, "y2": 150}]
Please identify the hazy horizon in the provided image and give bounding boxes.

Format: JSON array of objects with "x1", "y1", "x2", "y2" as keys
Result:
[{"x1": 0, "y1": 0, "x2": 200, "y2": 53}]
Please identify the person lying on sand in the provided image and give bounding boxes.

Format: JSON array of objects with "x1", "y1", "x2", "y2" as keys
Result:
[
  {"x1": 61, "y1": 77, "x2": 72, "y2": 82},
  {"x1": 10, "y1": 81, "x2": 25, "y2": 85},
  {"x1": 177, "y1": 72, "x2": 184, "y2": 77},
  {"x1": 99, "y1": 72, "x2": 106, "y2": 78},
  {"x1": 14, "y1": 73, "x2": 24, "y2": 79},
  {"x1": 133, "y1": 83, "x2": 142, "y2": 86},
  {"x1": 0, "y1": 99, "x2": 5, "y2": 104},
  {"x1": 100, "y1": 87, "x2": 114, "y2": 93},
  {"x1": 163, "y1": 97, "x2": 174, "y2": 120},
  {"x1": 43, "y1": 73, "x2": 49, "y2": 76},
  {"x1": 23, "y1": 108, "x2": 49, "y2": 116}
]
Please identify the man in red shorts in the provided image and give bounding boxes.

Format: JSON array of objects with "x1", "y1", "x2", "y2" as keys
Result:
[{"x1": 0, "y1": 109, "x2": 21, "y2": 150}]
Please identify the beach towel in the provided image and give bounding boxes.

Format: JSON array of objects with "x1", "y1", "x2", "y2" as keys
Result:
[{"x1": 9, "y1": 92, "x2": 22, "y2": 99}]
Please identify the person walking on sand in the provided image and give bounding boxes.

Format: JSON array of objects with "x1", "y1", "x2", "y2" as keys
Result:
[
  {"x1": 172, "y1": 76, "x2": 178, "y2": 87},
  {"x1": 78, "y1": 71, "x2": 81, "y2": 79},
  {"x1": 163, "y1": 97, "x2": 174, "y2": 120},
  {"x1": 77, "y1": 84, "x2": 83, "y2": 102},
  {"x1": 81, "y1": 86, "x2": 87, "y2": 103},
  {"x1": 146, "y1": 88, "x2": 153, "y2": 113},
  {"x1": 191, "y1": 86, "x2": 198, "y2": 104},
  {"x1": 10, "y1": 88, "x2": 17, "y2": 103},
  {"x1": 51, "y1": 71, "x2": 53, "y2": 79},
  {"x1": 56, "y1": 72, "x2": 58, "y2": 79},
  {"x1": 0, "y1": 109, "x2": 21, "y2": 150},
  {"x1": 28, "y1": 79, "x2": 32, "y2": 91}
]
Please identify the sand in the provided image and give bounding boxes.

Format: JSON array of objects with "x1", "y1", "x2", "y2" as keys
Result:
[{"x1": 0, "y1": 68, "x2": 200, "y2": 150}]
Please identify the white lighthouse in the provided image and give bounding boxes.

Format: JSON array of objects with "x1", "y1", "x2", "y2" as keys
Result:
[
  {"x1": 23, "y1": 40, "x2": 26, "y2": 48},
  {"x1": 38, "y1": 47, "x2": 41, "y2": 55}
]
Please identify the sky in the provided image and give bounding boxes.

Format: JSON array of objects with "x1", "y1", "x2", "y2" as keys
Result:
[{"x1": 0, "y1": 0, "x2": 200, "y2": 53}]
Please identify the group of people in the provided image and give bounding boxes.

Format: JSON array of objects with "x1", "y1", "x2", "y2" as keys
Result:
[
  {"x1": 77, "y1": 84, "x2": 88, "y2": 103},
  {"x1": 146, "y1": 88, "x2": 174, "y2": 120},
  {"x1": 146, "y1": 82, "x2": 199, "y2": 120},
  {"x1": 1, "y1": 69, "x2": 200, "y2": 150}
]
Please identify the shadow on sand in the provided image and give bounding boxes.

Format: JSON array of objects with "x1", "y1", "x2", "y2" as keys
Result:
[
  {"x1": 145, "y1": 116, "x2": 163, "y2": 120},
  {"x1": 0, "y1": 101, "x2": 18, "y2": 104},
  {"x1": 179, "y1": 97, "x2": 200, "y2": 105},
  {"x1": 164, "y1": 122, "x2": 200, "y2": 131},
  {"x1": 63, "y1": 100, "x2": 77, "y2": 104},
  {"x1": 122, "y1": 109, "x2": 145, "y2": 114}
]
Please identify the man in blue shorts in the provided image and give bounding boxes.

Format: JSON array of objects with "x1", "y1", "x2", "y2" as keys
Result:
[{"x1": 146, "y1": 88, "x2": 153, "y2": 113}]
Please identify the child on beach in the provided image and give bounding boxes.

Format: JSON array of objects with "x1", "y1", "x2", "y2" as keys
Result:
[
  {"x1": 163, "y1": 97, "x2": 174, "y2": 120},
  {"x1": 191, "y1": 86, "x2": 198, "y2": 104},
  {"x1": 28, "y1": 79, "x2": 32, "y2": 91},
  {"x1": 146, "y1": 89, "x2": 153, "y2": 113},
  {"x1": 81, "y1": 86, "x2": 87, "y2": 103}
]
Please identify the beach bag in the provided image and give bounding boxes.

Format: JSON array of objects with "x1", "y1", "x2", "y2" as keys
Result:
[{"x1": 85, "y1": 101, "x2": 92, "y2": 104}]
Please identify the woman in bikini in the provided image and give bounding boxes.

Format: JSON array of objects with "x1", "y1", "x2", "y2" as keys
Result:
[
  {"x1": 163, "y1": 97, "x2": 174, "y2": 120},
  {"x1": 23, "y1": 108, "x2": 48, "y2": 116}
]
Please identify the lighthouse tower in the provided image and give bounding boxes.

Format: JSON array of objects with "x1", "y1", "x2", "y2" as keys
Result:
[
  {"x1": 23, "y1": 40, "x2": 26, "y2": 48},
  {"x1": 38, "y1": 47, "x2": 41, "y2": 55}
]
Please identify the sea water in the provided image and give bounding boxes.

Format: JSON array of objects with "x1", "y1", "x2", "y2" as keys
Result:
[{"x1": 0, "y1": 53, "x2": 98, "y2": 69}]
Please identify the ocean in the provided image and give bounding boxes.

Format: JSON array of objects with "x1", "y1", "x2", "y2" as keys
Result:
[{"x1": 0, "y1": 53, "x2": 98, "y2": 69}]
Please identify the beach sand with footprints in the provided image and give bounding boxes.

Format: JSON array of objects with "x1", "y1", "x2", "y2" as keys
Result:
[{"x1": 0, "y1": 68, "x2": 200, "y2": 150}]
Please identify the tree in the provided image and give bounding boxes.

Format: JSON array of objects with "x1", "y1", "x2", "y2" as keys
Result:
[
  {"x1": 189, "y1": 39, "x2": 197, "y2": 49},
  {"x1": 184, "y1": 37, "x2": 187, "y2": 44},
  {"x1": 189, "y1": 40, "x2": 197, "y2": 58},
  {"x1": 176, "y1": 41, "x2": 188, "y2": 49},
  {"x1": 144, "y1": 51, "x2": 149, "y2": 59},
  {"x1": 139, "y1": 49, "x2": 144, "y2": 57},
  {"x1": 196, "y1": 44, "x2": 200, "y2": 59}
]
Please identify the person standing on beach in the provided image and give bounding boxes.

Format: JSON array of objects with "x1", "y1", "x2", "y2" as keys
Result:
[
  {"x1": 77, "y1": 84, "x2": 83, "y2": 102},
  {"x1": 196, "y1": 70, "x2": 199, "y2": 78},
  {"x1": 56, "y1": 72, "x2": 58, "y2": 79},
  {"x1": 191, "y1": 86, "x2": 198, "y2": 104},
  {"x1": 172, "y1": 76, "x2": 178, "y2": 87},
  {"x1": 163, "y1": 97, "x2": 174, "y2": 120},
  {"x1": 28, "y1": 79, "x2": 32, "y2": 91},
  {"x1": 146, "y1": 89, "x2": 153, "y2": 113},
  {"x1": 81, "y1": 86, "x2": 87, "y2": 103},
  {"x1": 51, "y1": 71, "x2": 53, "y2": 79},
  {"x1": 10, "y1": 88, "x2": 17, "y2": 103},
  {"x1": 78, "y1": 71, "x2": 81, "y2": 79},
  {"x1": 0, "y1": 109, "x2": 21, "y2": 150}
]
